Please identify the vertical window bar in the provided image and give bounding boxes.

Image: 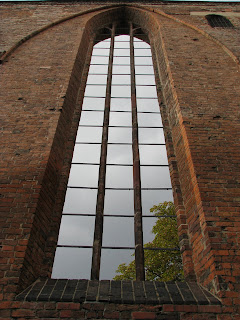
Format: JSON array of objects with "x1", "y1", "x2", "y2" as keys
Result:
[
  {"x1": 91, "y1": 24, "x2": 116, "y2": 280},
  {"x1": 130, "y1": 23, "x2": 145, "y2": 281}
]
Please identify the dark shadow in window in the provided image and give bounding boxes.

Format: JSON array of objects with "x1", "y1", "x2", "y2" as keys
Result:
[{"x1": 206, "y1": 14, "x2": 234, "y2": 28}]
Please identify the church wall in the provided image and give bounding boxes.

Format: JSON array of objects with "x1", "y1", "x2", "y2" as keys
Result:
[{"x1": 0, "y1": 2, "x2": 240, "y2": 319}]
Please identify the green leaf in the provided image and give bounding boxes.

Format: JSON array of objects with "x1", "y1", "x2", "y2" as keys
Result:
[{"x1": 113, "y1": 201, "x2": 184, "y2": 281}]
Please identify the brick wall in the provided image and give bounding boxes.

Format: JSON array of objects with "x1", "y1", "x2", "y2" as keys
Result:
[{"x1": 0, "y1": 1, "x2": 240, "y2": 319}]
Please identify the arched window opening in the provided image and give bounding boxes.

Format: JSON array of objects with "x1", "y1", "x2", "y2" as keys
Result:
[
  {"x1": 52, "y1": 22, "x2": 179, "y2": 281},
  {"x1": 206, "y1": 14, "x2": 234, "y2": 28}
]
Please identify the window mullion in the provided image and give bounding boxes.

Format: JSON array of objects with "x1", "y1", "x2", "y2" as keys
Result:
[
  {"x1": 91, "y1": 23, "x2": 116, "y2": 281},
  {"x1": 130, "y1": 23, "x2": 145, "y2": 281}
]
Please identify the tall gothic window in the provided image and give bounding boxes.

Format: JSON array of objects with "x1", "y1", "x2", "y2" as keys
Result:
[{"x1": 52, "y1": 23, "x2": 175, "y2": 281}]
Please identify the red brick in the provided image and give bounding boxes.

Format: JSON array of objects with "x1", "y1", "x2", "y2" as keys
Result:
[
  {"x1": 163, "y1": 305, "x2": 175, "y2": 312},
  {"x1": 198, "y1": 306, "x2": 222, "y2": 313},
  {"x1": 59, "y1": 310, "x2": 73, "y2": 318},
  {"x1": 132, "y1": 312, "x2": 156, "y2": 319},
  {"x1": 11, "y1": 309, "x2": 35, "y2": 317},
  {"x1": 57, "y1": 302, "x2": 80, "y2": 310},
  {"x1": 0, "y1": 301, "x2": 12, "y2": 309},
  {"x1": 86, "y1": 311, "x2": 98, "y2": 318},
  {"x1": 0, "y1": 2, "x2": 240, "y2": 319},
  {"x1": 104, "y1": 311, "x2": 120, "y2": 319}
]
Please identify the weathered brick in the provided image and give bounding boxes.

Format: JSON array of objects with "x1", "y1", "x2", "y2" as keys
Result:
[
  {"x1": 1, "y1": 2, "x2": 240, "y2": 319},
  {"x1": 132, "y1": 311, "x2": 156, "y2": 319}
]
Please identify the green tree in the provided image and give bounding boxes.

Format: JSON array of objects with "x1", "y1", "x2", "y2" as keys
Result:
[{"x1": 114, "y1": 202, "x2": 184, "y2": 281}]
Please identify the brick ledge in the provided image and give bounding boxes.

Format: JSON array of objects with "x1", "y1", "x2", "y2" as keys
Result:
[{"x1": 16, "y1": 279, "x2": 221, "y2": 306}]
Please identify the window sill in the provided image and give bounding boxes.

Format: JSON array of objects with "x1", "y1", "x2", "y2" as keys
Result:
[{"x1": 16, "y1": 279, "x2": 221, "y2": 306}]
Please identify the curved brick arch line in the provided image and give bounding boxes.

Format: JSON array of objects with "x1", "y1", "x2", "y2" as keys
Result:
[
  {"x1": 0, "y1": 4, "x2": 229, "y2": 293},
  {"x1": 0, "y1": 3, "x2": 239, "y2": 68},
  {"x1": 144, "y1": 5, "x2": 240, "y2": 67},
  {"x1": 0, "y1": 4, "x2": 120, "y2": 63},
  {"x1": 1, "y1": 4, "x2": 212, "y2": 286}
]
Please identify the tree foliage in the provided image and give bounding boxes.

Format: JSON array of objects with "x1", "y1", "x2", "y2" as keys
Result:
[{"x1": 113, "y1": 202, "x2": 184, "y2": 281}]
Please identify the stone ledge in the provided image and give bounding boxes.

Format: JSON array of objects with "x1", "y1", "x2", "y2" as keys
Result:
[{"x1": 16, "y1": 279, "x2": 221, "y2": 306}]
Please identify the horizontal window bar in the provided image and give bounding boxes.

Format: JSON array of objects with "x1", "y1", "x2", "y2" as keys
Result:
[
  {"x1": 71, "y1": 163, "x2": 168, "y2": 166},
  {"x1": 86, "y1": 84, "x2": 107, "y2": 86},
  {"x1": 75, "y1": 142, "x2": 165, "y2": 145},
  {"x1": 86, "y1": 84, "x2": 158, "y2": 87},
  {"x1": 83, "y1": 109, "x2": 160, "y2": 114},
  {"x1": 67, "y1": 186, "x2": 172, "y2": 190},
  {"x1": 144, "y1": 247, "x2": 180, "y2": 251},
  {"x1": 62, "y1": 213, "x2": 176, "y2": 218},
  {"x1": 84, "y1": 96, "x2": 158, "y2": 99},
  {"x1": 82, "y1": 109, "x2": 131, "y2": 113},
  {"x1": 57, "y1": 245, "x2": 179, "y2": 251},
  {"x1": 79, "y1": 125, "x2": 163, "y2": 128},
  {"x1": 92, "y1": 55, "x2": 109, "y2": 57},
  {"x1": 88, "y1": 73, "x2": 155, "y2": 76}
]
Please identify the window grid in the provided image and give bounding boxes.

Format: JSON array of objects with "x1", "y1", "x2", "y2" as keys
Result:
[
  {"x1": 52, "y1": 23, "x2": 176, "y2": 281},
  {"x1": 206, "y1": 14, "x2": 234, "y2": 28}
]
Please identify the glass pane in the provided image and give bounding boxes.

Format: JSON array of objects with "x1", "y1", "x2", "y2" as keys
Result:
[
  {"x1": 111, "y1": 98, "x2": 131, "y2": 111},
  {"x1": 85, "y1": 85, "x2": 106, "y2": 97},
  {"x1": 134, "y1": 49, "x2": 152, "y2": 57},
  {"x1": 92, "y1": 48, "x2": 110, "y2": 56},
  {"x1": 142, "y1": 190, "x2": 173, "y2": 215},
  {"x1": 134, "y1": 41, "x2": 150, "y2": 49},
  {"x1": 67, "y1": 164, "x2": 99, "y2": 188},
  {"x1": 94, "y1": 40, "x2": 111, "y2": 48},
  {"x1": 52, "y1": 248, "x2": 92, "y2": 279},
  {"x1": 89, "y1": 64, "x2": 108, "y2": 74},
  {"x1": 136, "y1": 86, "x2": 157, "y2": 98},
  {"x1": 111, "y1": 85, "x2": 131, "y2": 98},
  {"x1": 72, "y1": 144, "x2": 101, "y2": 163},
  {"x1": 87, "y1": 75, "x2": 108, "y2": 85},
  {"x1": 112, "y1": 75, "x2": 131, "y2": 85},
  {"x1": 113, "y1": 56, "x2": 130, "y2": 65},
  {"x1": 114, "y1": 42, "x2": 130, "y2": 49},
  {"x1": 137, "y1": 98, "x2": 159, "y2": 112},
  {"x1": 58, "y1": 216, "x2": 95, "y2": 246},
  {"x1": 90, "y1": 56, "x2": 109, "y2": 65},
  {"x1": 79, "y1": 111, "x2": 104, "y2": 126},
  {"x1": 138, "y1": 114, "x2": 163, "y2": 128},
  {"x1": 104, "y1": 190, "x2": 134, "y2": 215},
  {"x1": 76, "y1": 127, "x2": 102, "y2": 143},
  {"x1": 106, "y1": 166, "x2": 133, "y2": 188},
  {"x1": 102, "y1": 217, "x2": 134, "y2": 246},
  {"x1": 112, "y1": 65, "x2": 130, "y2": 74},
  {"x1": 139, "y1": 129, "x2": 165, "y2": 144},
  {"x1": 143, "y1": 217, "x2": 158, "y2": 244},
  {"x1": 108, "y1": 127, "x2": 132, "y2": 143},
  {"x1": 135, "y1": 56, "x2": 153, "y2": 65},
  {"x1": 141, "y1": 166, "x2": 172, "y2": 188},
  {"x1": 135, "y1": 65, "x2": 154, "y2": 75},
  {"x1": 134, "y1": 37, "x2": 144, "y2": 42},
  {"x1": 113, "y1": 48, "x2": 130, "y2": 56},
  {"x1": 109, "y1": 112, "x2": 132, "y2": 126},
  {"x1": 63, "y1": 189, "x2": 97, "y2": 214},
  {"x1": 139, "y1": 145, "x2": 168, "y2": 164},
  {"x1": 82, "y1": 97, "x2": 105, "y2": 110},
  {"x1": 136, "y1": 75, "x2": 155, "y2": 85},
  {"x1": 100, "y1": 249, "x2": 135, "y2": 280},
  {"x1": 115, "y1": 35, "x2": 130, "y2": 41},
  {"x1": 107, "y1": 145, "x2": 133, "y2": 164}
]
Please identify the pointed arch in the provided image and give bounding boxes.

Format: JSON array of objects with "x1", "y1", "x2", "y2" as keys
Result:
[{"x1": 16, "y1": 4, "x2": 198, "y2": 291}]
